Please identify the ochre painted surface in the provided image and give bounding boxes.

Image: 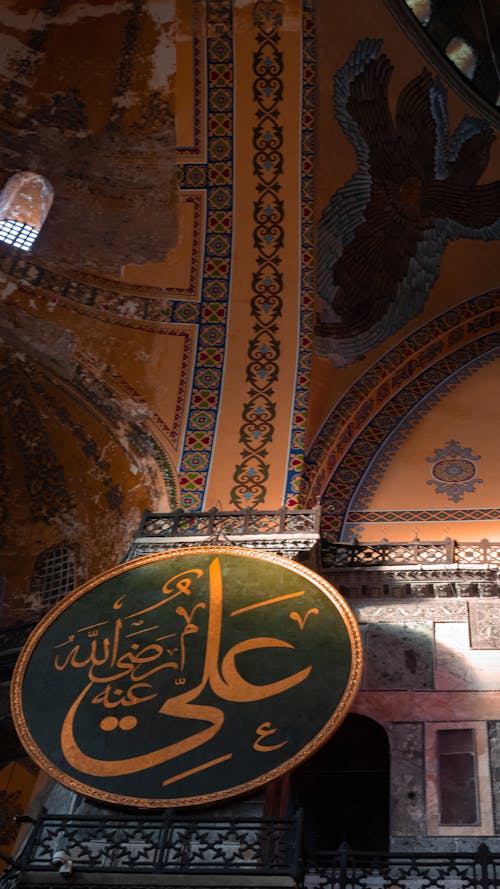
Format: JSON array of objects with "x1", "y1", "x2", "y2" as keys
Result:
[
  {"x1": 348, "y1": 358, "x2": 500, "y2": 541},
  {"x1": 0, "y1": 0, "x2": 499, "y2": 627},
  {"x1": 205, "y1": 0, "x2": 304, "y2": 509},
  {"x1": 308, "y1": 0, "x2": 500, "y2": 518}
]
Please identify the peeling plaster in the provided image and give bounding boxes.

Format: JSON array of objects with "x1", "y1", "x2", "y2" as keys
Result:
[
  {"x1": 148, "y1": 1, "x2": 176, "y2": 90},
  {"x1": 0, "y1": 34, "x2": 35, "y2": 75},
  {"x1": 0, "y1": 305, "x2": 74, "y2": 380},
  {"x1": 0, "y1": 120, "x2": 177, "y2": 273},
  {"x1": 0, "y1": 273, "x2": 18, "y2": 299},
  {"x1": 47, "y1": 3, "x2": 133, "y2": 27},
  {"x1": 0, "y1": 1, "x2": 178, "y2": 273}
]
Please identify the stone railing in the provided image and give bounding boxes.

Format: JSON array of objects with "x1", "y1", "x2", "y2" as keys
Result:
[
  {"x1": 127, "y1": 507, "x2": 321, "y2": 559},
  {"x1": 128, "y1": 509, "x2": 500, "y2": 569},
  {"x1": 320, "y1": 538, "x2": 500, "y2": 569}
]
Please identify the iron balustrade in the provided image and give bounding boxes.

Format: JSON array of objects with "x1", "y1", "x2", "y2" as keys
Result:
[
  {"x1": 304, "y1": 843, "x2": 500, "y2": 889},
  {"x1": 11, "y1": 812, "x2": 302, "y2": 877},
  {"x1": 5, "y1": 823, "x2": 500, "y2": 889}
]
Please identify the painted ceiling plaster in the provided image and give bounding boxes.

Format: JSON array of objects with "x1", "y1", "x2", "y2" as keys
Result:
[
  {"x1": 0, "y1": 0, "x2": 178, "y2": 273},
  {"x1": 344, "y1": 353, "x2": 500, "y2": 542},
  {"x1": 0, "y1": 0, "x2": 499, "y2": 625}
]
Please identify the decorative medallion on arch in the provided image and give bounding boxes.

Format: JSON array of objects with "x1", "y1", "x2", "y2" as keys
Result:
[
  {"x1": 304, "y1": 291, "x2": 500, "y2": 538},
  {"x1": 426, "y1": 440, "x2": 483, "y2": 502}
]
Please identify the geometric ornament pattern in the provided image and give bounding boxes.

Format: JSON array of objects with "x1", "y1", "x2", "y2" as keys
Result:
[
  {"x1": 426, "y1": 439, "x2": 483, "y2": 502},
  {"x1": 230, "y1": 0, "x2": 285, "y2": 507},
  {"x1": 313, "y1": 324, "x2": 498, "y2": 538},
  {"x1": 178, "y1": 0, "x2": 234, "y2": 509},
  {"x1": 285, "y1": 0, "x2": 315, "y2": 508},
  {"x1": 348, "y1": 508, "x2": 500, "y2": 523}
]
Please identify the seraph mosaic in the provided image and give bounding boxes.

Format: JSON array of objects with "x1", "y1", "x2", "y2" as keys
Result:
[{"x1": 316, "y1": 38, "x2": 500, "y2": 367}]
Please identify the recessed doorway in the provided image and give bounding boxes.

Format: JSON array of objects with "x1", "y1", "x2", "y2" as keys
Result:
[{"x1": 291, "y1": 714, "x2": 390, "y2": 851}]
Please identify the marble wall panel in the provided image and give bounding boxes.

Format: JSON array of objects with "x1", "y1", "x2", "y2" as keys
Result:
[
  {"x1": 354, "y1": 601, "x2": 468, "y2": 623},
  {"x1": 425, "y1": 721, "x2": 493, "y2": 836},
  {"x1": 363, "y1": 623, "x2": 434, "y2": 690},
  {"x1": 387, "y1": 722, "x2": 426, "y2": 836},
  {"x1": 488, "y1": 721, "x2": 500, "y2": 834},
  {"x1": 392, "y1": 835, "x2": 500, "y2": 853},
  {"x1": 435, "y1": 623, "x2": 500, "y2": 690},
  {"x1": 469, "y1": 601, "x2": 500, "y2": 649}
]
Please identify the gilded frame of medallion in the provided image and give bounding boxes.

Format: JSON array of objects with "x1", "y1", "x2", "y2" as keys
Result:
[{"x1": 11, "y1": 546, "x2": 363, "y2": 808}]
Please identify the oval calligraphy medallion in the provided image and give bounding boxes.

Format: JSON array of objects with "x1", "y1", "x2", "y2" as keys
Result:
[{"x1": 11, "y1": 547, "x2": 362, "y2": 807}]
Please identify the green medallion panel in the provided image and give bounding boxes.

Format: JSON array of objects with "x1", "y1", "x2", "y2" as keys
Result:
[{"x1": 12, "y1": 547, "x2": 362, "y2": 807}]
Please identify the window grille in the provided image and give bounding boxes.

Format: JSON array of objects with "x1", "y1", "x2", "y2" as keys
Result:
[
  {"x1": 30, "y1": 544, "x2": 78, "y2": 609},
  {"x1": 0, "y1": 171, "x2": 53, "y2": 252},
  {"x1": 0, "y1": 219, "x2": 39, "y2": 251}
]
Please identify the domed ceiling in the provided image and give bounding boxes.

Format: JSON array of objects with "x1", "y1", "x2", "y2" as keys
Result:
[
  {"x1": 388, "y1": 0, "x2": 500, "y2": 120},
  {"x1": 0, "y1": 0, "x2": 184, "y2": 619},
  {"x1": 0, "y1": 0, "x2": 178, "y2": 274},
  {"x1": 0, "y1": 0, "x2": 499, "y2": 632},
  {"x1": 307, "y1": 0, "x2": 500, "y2": 543}
]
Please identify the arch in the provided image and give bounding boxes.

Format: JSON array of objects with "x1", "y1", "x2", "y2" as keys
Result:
[
  {"x1": 303, "y1": 290, "x2": 499, "y2": 536},
  {"x1": 445, "y1": 37, "x2": 477, "y2": 79},
  {"x1": 346, "y1": 349, "x2": 498, "y2": 516},
  {"x1": 291, "y1": 714, "x2": 390, "y2": 851}
]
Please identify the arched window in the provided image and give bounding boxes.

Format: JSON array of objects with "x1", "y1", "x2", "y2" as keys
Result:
[
  {"x1": 30, "y1": 543, "x2": 78, "y2": 609},
  {"x1": 0, "y1": 171, "x2": 53, "y2": 252},
  {"x1": 405, "y1": 0, "x2": 431, "y2": 26},
  {"x1": 445, "y1": 37, "x2": 477, "y2": 79}
]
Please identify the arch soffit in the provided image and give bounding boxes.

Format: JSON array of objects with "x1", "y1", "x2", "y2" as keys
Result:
[
  {"x1": 2, "y1": 347, "x2": 179, "y2": 513},
  {"x1": 304, "y1": 290, "x2": 499, "y2": 522}
]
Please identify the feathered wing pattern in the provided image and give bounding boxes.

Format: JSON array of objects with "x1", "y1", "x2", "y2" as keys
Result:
[
  {"x1": 333, "y1": 38, "x2": 384, "y2": 170},
  {"x1": 317, "y1": 39, "x2": 500, "y2": 367}
]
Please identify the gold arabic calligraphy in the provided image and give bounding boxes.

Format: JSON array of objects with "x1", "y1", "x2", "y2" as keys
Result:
[{"x1": 54, "y1": 558, "x2": 315, "y2": 784}]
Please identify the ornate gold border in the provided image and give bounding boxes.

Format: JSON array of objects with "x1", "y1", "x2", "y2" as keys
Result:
[{"x1": 11, "y1": 546, "x2": 363, "y2": 808}]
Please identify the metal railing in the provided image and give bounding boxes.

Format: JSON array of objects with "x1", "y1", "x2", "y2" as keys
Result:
[
  {"x1": 304, "y1": 842, "x2": 500, "y2": 889},
  {"x1": 4, "y1": 810, "x2": 500, "y2": 889},
  {"x1": 4, "y1": 813, "x2": 500, "y2": 889},
  {"x1": 10, "y1": 811, "x2": 302, "y2": 878}
]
